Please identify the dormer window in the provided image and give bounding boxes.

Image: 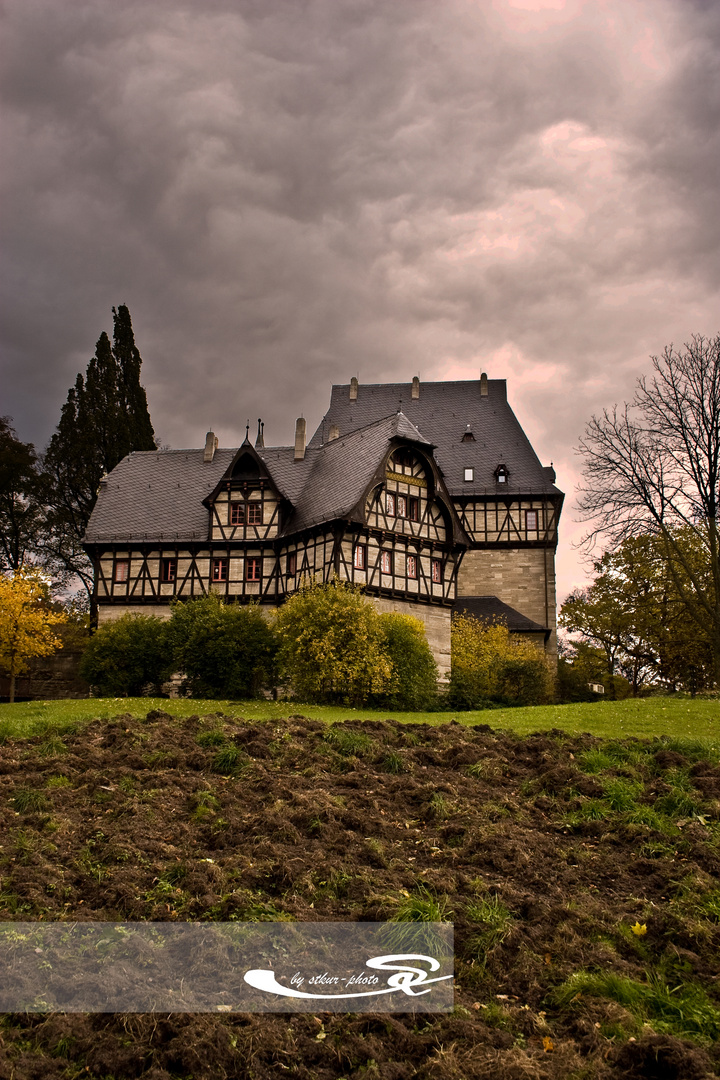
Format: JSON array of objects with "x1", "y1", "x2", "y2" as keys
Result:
[
  {"x1": 464, "y1": 467, "x2": 474, "y2": 482},
  {"x1": 461, "y1": 425, "x2": 475, "y2": 442},
  {"x1": 495, "y1": 463, "x2": 509, "y2": 484}
]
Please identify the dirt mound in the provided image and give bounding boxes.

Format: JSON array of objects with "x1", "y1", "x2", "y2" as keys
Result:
[{"x1": 1, "y1": 714, "x2": 719, "y2": 1078}]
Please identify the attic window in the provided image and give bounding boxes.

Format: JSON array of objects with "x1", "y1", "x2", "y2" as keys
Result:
[
  {"x1": 461, "y1": 425, "x2": 475, "y2": 442},
  {"x1": 495, "y1": 464, "x2": 509, "y2": 484},
  {"x1": 247, "y1": 502, "x2": 262, "y2": 525},
  {"x1": 464, "y1": 468, "x2": 474, "y2": 482},
  {"x1": 230, "y1": 502, "x2": 245, "y2": 525}
]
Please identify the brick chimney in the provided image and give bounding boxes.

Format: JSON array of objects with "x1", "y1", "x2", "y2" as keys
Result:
[
  {"x1": 412, "y1": 376, "x2": 420, "y2": 399},
  {"x1": 480, "y1": 372, "x2": 488, "y2": 397},
  {"x1": 350, "y1": 377, "x2": 358, "y2": 401}
]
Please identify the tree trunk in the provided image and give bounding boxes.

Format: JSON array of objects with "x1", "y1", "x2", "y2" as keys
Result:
[{"x1": 9, "y1": 671, "x2": 16, "y2": 704}]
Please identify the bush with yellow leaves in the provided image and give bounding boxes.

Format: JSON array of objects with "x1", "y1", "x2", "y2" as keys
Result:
[{"x1": 449, "y1": 614, "x2": 553, "y2": 708}]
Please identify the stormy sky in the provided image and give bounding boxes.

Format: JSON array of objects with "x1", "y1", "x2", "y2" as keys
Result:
[{"x1": 2, "y1": 0, "x2": 719, "y2": 601}]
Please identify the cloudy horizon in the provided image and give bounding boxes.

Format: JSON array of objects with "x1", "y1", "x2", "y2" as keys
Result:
[{"x1": 2, "y1": 0, "x2": 719, "y2": 603}]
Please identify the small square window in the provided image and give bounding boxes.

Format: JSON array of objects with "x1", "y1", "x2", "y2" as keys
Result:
[
  {"x1": 526, "y1": 509, "x2": 538, "y2": 531},
  {"x1": 464, "y1": 467, "x2": 474, "y2": 482},
  {"x1": 246, "y1": 557, "x2": 261, "y2": 581},
  {"x1": 161, "y1": 558, "x2": 176, "y2": 583},
  {"x1": 212, "y1": 558, "x2": 227, "y2": 582},
  {"x1": 287, "y1": 551, "x2": 297, "y2": 575},
  {"x1": 407, "y1": 555, "x2": 418, "y2": 579},
  {"x1": 114, "y1": 560, "x2": 129, "y2": 583},
  {"x1": 381, "y1": 550, "x2": 392, "y2": 575},
  {"x1": 230, "y1": 502, "x2": 245, "y2": 525},
  {"x1": 386, "y1": 492, "x2": 396, "y2": 516},
  {"x1": 247, "y1": 502, "x2": 262, "y2": 525},
  {"x1": 431, "y1": 559, "x2": 442, "y2": 584},
  {"x1": 408, "y1": 497, "x2": 419, "y2": 522},
  {"x1": 353, "y1": 544, "x2": 366, "y2": 570}
]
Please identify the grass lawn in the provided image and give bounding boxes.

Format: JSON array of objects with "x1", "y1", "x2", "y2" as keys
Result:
[{"x1": 1, "y1": 694, "x2": 718, "y2": 744}]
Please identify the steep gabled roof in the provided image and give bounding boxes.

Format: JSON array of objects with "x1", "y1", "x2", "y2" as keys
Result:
[
  {"x1": 283, "y1": 411, "x2": 437, "y2": 534},
  {"x1": 309, "y1": 380, "x2": 562, "y2": 497}
]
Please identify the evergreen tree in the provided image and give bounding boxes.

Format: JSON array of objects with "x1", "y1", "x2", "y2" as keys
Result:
[
  {"x1": 0, "y1": 417, "x2": 45, "y2": 573},
  {"x1": 42, "y1": 306, "x2": 156, "y2": 608}
]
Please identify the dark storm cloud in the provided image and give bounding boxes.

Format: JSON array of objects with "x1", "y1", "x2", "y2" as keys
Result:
[{"x1": 2, "y1": 0, "x2": 719, "y2": 596}]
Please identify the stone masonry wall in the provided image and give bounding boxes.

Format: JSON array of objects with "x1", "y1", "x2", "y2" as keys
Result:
[
  {"x1": 457, "y1": 548, "x2": 558, "y2": 657},
  {"x1": 370, "y1": 596, "x2": 452, "y2": 679}
]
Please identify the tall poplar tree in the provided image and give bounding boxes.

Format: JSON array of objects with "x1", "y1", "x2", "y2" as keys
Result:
[{"x1": 42, "y1": 306, "x2": 156, "y2": 607}]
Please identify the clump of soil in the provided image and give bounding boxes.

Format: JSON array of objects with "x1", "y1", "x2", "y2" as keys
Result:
[{"x1": 1, "y1": 713, "x2": 719, "y2": 1079}]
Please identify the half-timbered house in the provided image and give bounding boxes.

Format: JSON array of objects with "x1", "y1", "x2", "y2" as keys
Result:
[{"x1": 84, "y1": 374, "x2": 563, "y2": 673}]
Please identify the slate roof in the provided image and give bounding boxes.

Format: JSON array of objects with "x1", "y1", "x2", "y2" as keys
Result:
[
  {"x1": 282, "y1": 411, "x2": 436, "y2": 535},
  {"x1": 84, "y1": 412, "x2": 444, "y2": 544},
  {"x1": 453, "y1": 595, "x2": 549, "y2": 636},
  {"x1": 308, "y1": 380, "x2": 562, "y2": 498}
]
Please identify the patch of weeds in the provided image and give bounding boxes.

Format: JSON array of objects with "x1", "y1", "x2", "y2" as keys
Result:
[
  {"x1": 638, "y1": 839, "x2": 677, "y2": 859},
  {"x1": 196, "y1": 730, "x2": 226, "y2": 748},
  {"x1": 550, "y1": 969, "x2": 720, "y2": 1045},
  {"x1": 313, "y1": 870, "x2": 354, "y2": 899},
  {"x1": 480, "y1": 1002, "x2": 514, "y2": 1030},
  {"x1": 465, "y1": 895, "x2": 514, "y2": 959},
  {"x1": 383, "y1": 886, "x2": 453, "y2": 957},
  {"x1": 602, "y1": 777, "x2": 643, "y2": 811},
  {"x1": 364, "y1": 838, "x2": 386, "y2": 863},
  {"x1": 401, "y1": 730, "x2": 421, "y2": 746},
  {"x1": 12, "y1": 788, "x2": 50, "y2": 813},
  {"x1": 468, "y1": 760, "x2": 502, "y2": 779},
  {"x1": 669, "y1": 879, "x2": 720, "y2": 943},
  {"x1": 578, "y1": 749, "x2": 616, "y2": 774},
  {"x1": 654, "y1": 789, "x2": 706, "y2": 819},
  {"x1": 211, "y1": 745, "x2": 249, "y2": 774},
  {"x1": 429, "y1": 793, "x2": 451, "y2": 821},
  {"x1": 143, "y1": 750, "x2": 172, "y2": 768},
  {"x1": 118, "y1": 776, "x2": 137, "y2": 794},
  {"x1": 0, "y1": 889, "x2": 34, "y2": 915},
  {"x1": 562, "y1": 799, "x2": 611, "y2": 829},
  {"x1": 160, "y1": 863, "x2": 188, "y2": 886},
  {"x1": 190, "y1": 790, "x2": 221, "y2": 822},
  {"x1": 77, "y1": 844, "x2": 108, "y2": 883},
  {"x1": 46, "y1": 775, "x2": 71, "y2": 788},
  {"x1": 323, "y1": 726, "x2": 374, "y2": 757},
  {"x1": 623, "y1": 806, "x2": 677, "y2": 834},
  {"x1": 37, "y1": 736, "x2": 67, "y2": 757},
  {"x1": 11, "y1": 828, "x2": 38, "y2": 862},
  {"x1": 657, "y1": 738, "x2": 720, "y2": 765},
  {"x1": 381, "y1": 751, "x2": 405, "y2": 774}
]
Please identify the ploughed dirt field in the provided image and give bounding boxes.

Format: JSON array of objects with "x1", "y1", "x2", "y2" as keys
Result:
[{"x1": 1, "y1": 711, "x2": 720, "y2": 1080}]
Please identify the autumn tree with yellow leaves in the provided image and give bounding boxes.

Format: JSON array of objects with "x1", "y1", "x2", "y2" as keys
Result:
[{"x1": 0, "y1": 570, "x2": 68, "y2": 702}]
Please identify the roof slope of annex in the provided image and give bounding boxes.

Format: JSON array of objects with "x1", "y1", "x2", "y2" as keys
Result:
[
  {"x1": 309, "y1": 379, "x2": 562, "y2": 498},
  {"x1": 83, "y1": 412, "x2": 442, "y2": 544}
]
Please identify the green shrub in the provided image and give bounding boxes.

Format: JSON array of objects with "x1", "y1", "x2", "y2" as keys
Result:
[
  {"x1": 79, "y1": 613, "x2": 171, "y2": 696},
  {"x1": 449, "y1": 615, "x2": 553, "y2": 708},
  {"x1": 168, "y1": 595, "x2": 276, "y2": 699},
  {"x1": 274, "y1": 580, "x2": 392, "y2": 705},
  {"x1": 373, "y1": 612, "x2": 438, "y2": 710}
]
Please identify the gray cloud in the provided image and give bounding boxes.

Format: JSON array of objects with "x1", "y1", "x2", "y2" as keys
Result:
[{"x1": 2, "y1": 0, "x2": 719, "y2": 599}]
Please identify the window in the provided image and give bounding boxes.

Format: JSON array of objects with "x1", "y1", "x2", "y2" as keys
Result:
[
  {"x1": 386, "y1": 492, "x2": 396, "y2": 516},
  {"x1": 353, "y1": 544, "x2": 366, "y2": 570},
  {"x1": 407, "y1": 555, "x2": 418, "y2": 579},
  {"x1": 397, "y1": 494, "x2": 407, "y2": 518},
  {"x1": 380, "y1": 550, "x2": 392, "y2": 575},
  {"x1": 464, "y1": 467, "x2": 474, "y2": 482},
  {"x1": 212, "y1": 558, "x2": 227, "y2": 582},
  {"x1": 161, "y1": 558, "x2": 176, "y2": 583},
  {"x1": 495, "y1": 463, "x2": 508, "y2": 484},
  {"x1": 408, "y1": 496, "x2": 419, "y2": 522},
  {"x1": 245, "y1": 557, "x2": 261, "y2": 581},
  {"x1": 431, "y1": 559, "x2": 442, "y2": 584},
  {"x1": 287, "y1": 551, "x2": 297, "y2": 575},
  {"x1": 114, "y1": 560, "x2": 129, "y2": 583},
  {"x1": 230, "y1": 502, "x2": 245, "y2": 525},
  {"x1": 247, "y1": 502, "x2": 262, "y2": 525},
  {"x1": 526, "y1": 509, "x2": 538, "y2": 531}
]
